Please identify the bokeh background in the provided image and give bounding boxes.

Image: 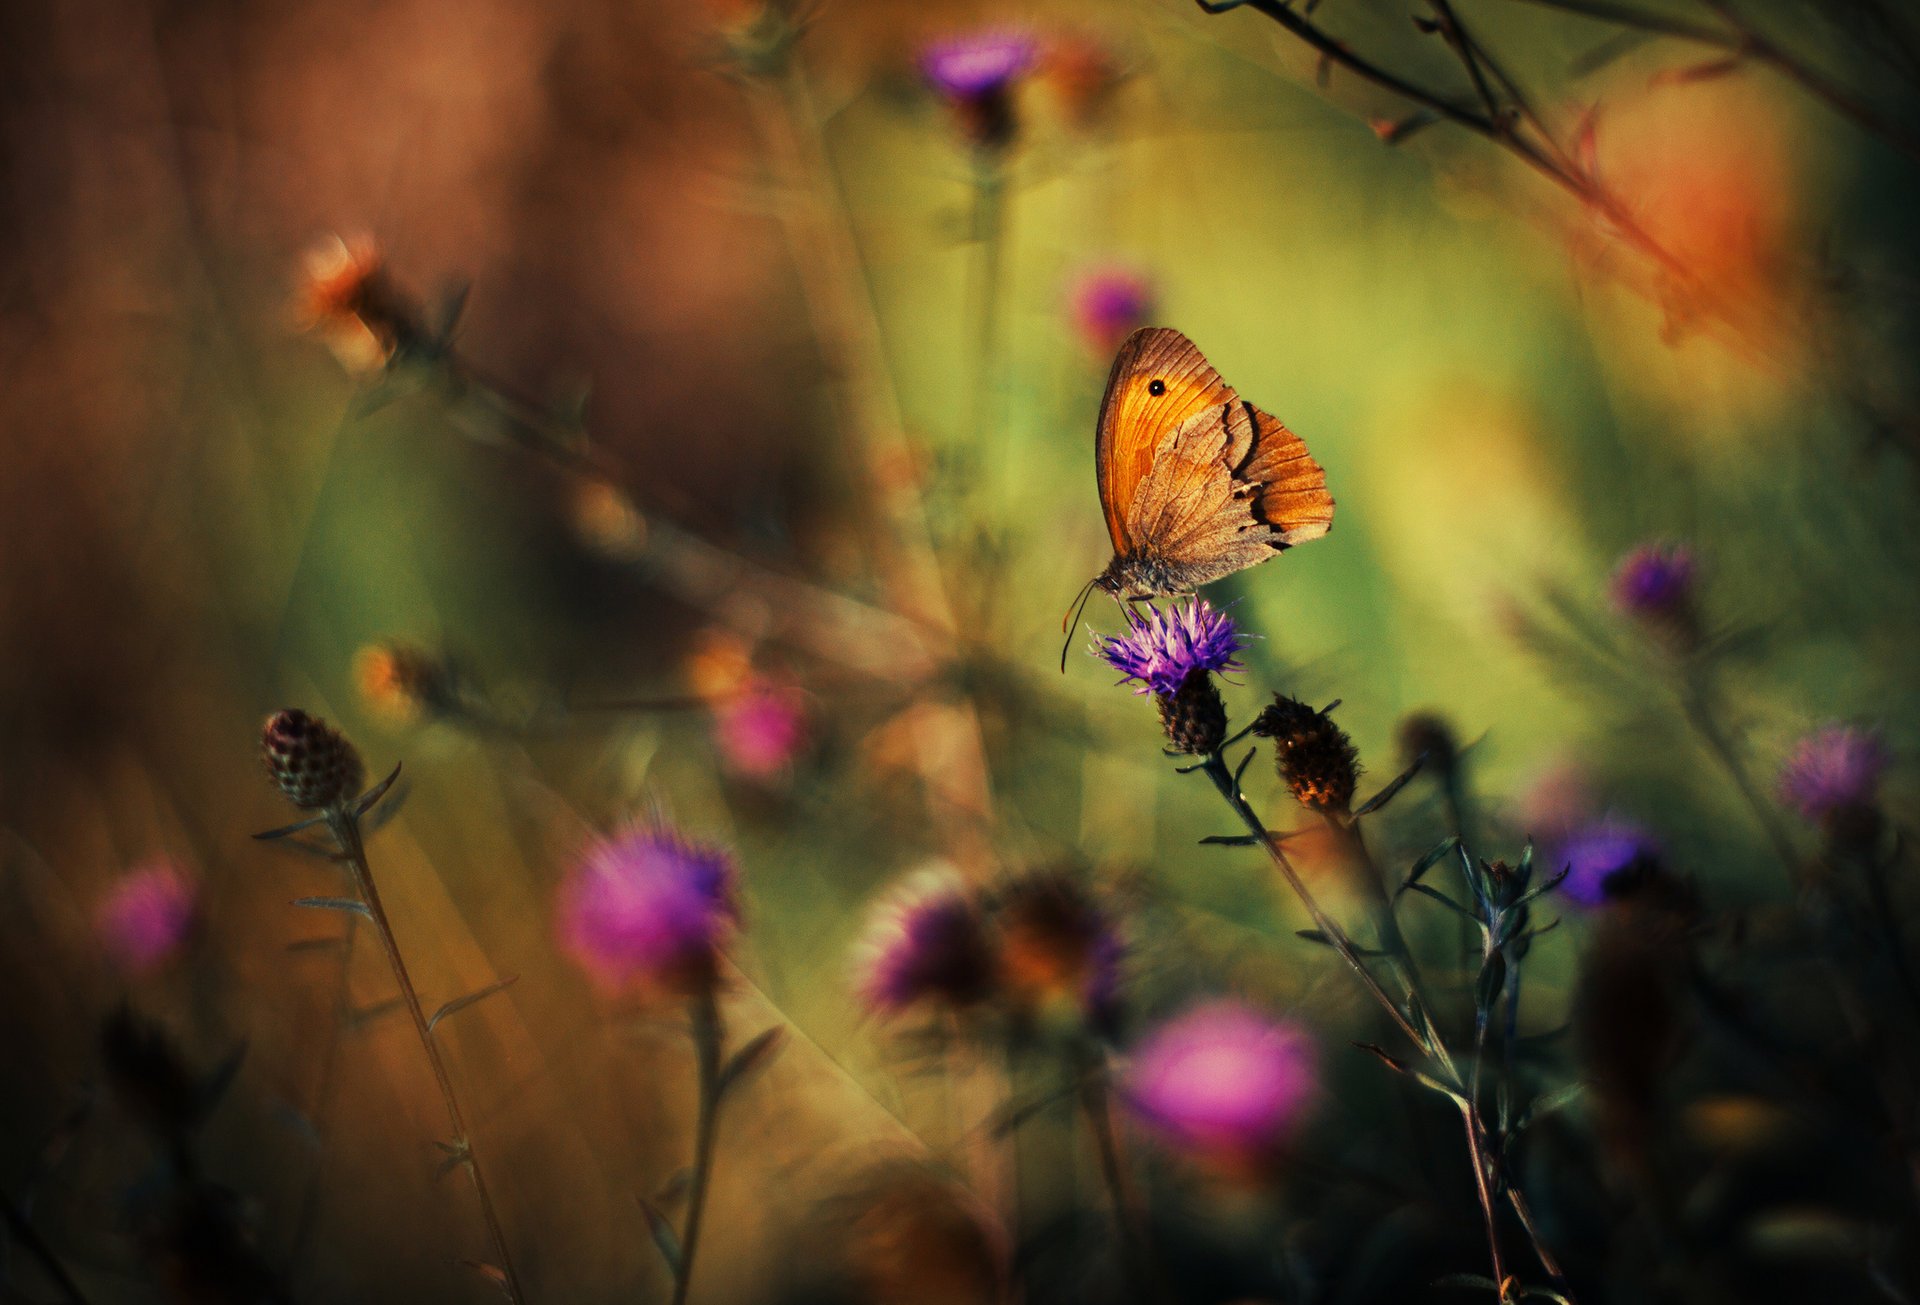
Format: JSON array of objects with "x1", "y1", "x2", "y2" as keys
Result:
[{"x1": 4, "y1": 0, "x2": 1920, "y2": 1300}]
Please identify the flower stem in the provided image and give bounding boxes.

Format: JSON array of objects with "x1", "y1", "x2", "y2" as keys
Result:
[
  {"x1": 672, "y1": 987, "x2": 726, "y2": 1305},
  {"x1": 1678, "y1": 667, "x2": 1801, "y2": 881},
  {"x1": 325, "y1": 810, "x2": 526, "y2": 1304},
  {"x1": 1073, "y1": 1044, "x2": 1158, "y2": 1304}
]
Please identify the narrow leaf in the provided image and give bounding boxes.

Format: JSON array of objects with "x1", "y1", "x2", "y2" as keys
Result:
[
  {"x1": 348, "y1": 997, "x2": 405, "y2": 1030},
  {"x1": 1401, "y1": 882, "x2": 1477, "y2": 920},
  {"x1": 1516, "y1": 1081, "x2": 1586, "y2": 1133},
  {"x1": 1355, "y1": 754, "x2": 1425, "y2": 815},
  {"x1": 1295, "y1": 929, "x2": 1388, "y2": 958},
  {"x1": 1403, "y1": 837, "x2": 1460, "y2": 890},
  {"x1": 428, "y1": 975, "x2": 520, "y2": 1033},
  {"x1": 1200, "y1": 834, "x2": 1260, "y2": 847},
  {"x1": 638, "y1": 1196, "x2": 682, "y2": 1275},
  {"x1": 353, "y1": 763, "x2": 404, "y2": 817},
  {"x1": 719, "y1": 1027, "x2": 786, "y2": 1096},
  {"x1": 252, "y1": 812, "x2": 328, "y2": 842},
  {"x1": 292, "y1": 897, "x2": 370, "y2": 917}
]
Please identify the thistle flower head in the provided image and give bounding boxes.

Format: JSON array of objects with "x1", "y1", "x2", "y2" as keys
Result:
[
  {"x1": 1611, "y1": 542, "x2": 1696, "y2": 620},
  {"x1": 261, "y1": 709, "x2": 364, "y2": 811},
  {"x1": 557, "y1": 826, "x2": 739, "y2": 996},
  {"x1": 1070, "y1": 266, "x2": 1153, "y2": 356},
  {"x1": 1252, "y1": 696, "x2": 1360, "y2": 813},
  {"x1": 1123, "y1": 999, "x2": 1317, "y2": 1173},
  {"x1": 1093, "y1": 598, "x2": 1245, "y2": 698},
  {"x1": 1779, "y1": 724, "x2": 1889, "y2": 822},
  {"x1": 1555, "y1": 819, "x2": 1662, "y2": 906},
  {"x1": 715, "y1": 680, "x2": 809, "y2": 781},
  {"x1": 853, "y1": 867, "x2": 997, "y2": 1016},
  {"x1": 989, "y1": 869, "x2": 1125, "y2": 1033},
  {"x1": 920, "y1": 30, "x2": 1037, "y2": 149},
  {"x1": 96, "y1": 861, "x2": 199, "y2": 974}
]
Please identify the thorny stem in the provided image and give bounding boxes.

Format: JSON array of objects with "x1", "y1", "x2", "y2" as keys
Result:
[
  {"x1": 2, "y1": 1193, "x2": 92, "y2": 1305},
  {"x1": 1074, "y1": 1045, "x2": 1159, "y2": 1304},
  {"x1": 671, "y1": 988, "x2": 725, "y2": 1305},
  {"x1": 324, "y1": 810, "x2": 526, "y2": 1304},
  {"x1": 1198, "y1": 753, "x2": 1574, "y2": 1298}
]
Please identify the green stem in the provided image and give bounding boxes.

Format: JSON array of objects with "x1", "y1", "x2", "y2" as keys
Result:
[
  {"x1": 1678, "y1": 668, "x2": 1801, "y2": 881},
  {"x1": 1074, "y1": 1046, "x2": 1157, "y2": 1303},
  {"x1": 326, "y1": 811, "x2": 526, "y2": 1304},
  {"x1": 672, "y1": 987, "x2": 725, "y2": 1305}
]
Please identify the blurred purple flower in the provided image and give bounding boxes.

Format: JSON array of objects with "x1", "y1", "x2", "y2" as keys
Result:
[
  {"x1": 920, "y1": 31, "x2": 1037, "y2": 100},
  {"x1": 1779, "y1": 724, "x2": 1889, "y2": 822},
  {"x1": 1124, "y1": 1000, "x2": 1317, "y2": 1168},
  {"x1": 1093, "y1": 599, "x2": 1245, "y2": 697},
  {"x1": 1554, "y1": 819, "x2": 1661, "y2": 906},
  {"x1": 1610, "y1": 543, "x2": 1695, "y2": 619},
  {"x1": 854, "y1": 868, "x2": 996, "y2": 1015},
  {"x1": 558, "y1": 827, "x2": 738, "y2": 995},
  {"x1": 95, "y1": 861, "x2": 199, "y2": 974},
  {"x1": 716, "y1": 681, "x2": 808, "y2": 781},
  {"x1": 1070, "y1": 267, "x2": 1153, "y2": 356}
]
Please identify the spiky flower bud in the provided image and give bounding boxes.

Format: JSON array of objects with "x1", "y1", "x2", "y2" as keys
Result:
[
  {"x1": 1252, "y1": 695, "x2": 1360, "y2": 813},
  {"x1": 261, "y1": 709, "x2": 364, "y2": 810},
  {"x1": 1157, "y1": 669, "x2": 1227, "y2": 756}
]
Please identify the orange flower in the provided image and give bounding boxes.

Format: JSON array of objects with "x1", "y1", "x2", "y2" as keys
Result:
[{"x1": 295, "y1": 234, "x2": 415, "y2": 372}]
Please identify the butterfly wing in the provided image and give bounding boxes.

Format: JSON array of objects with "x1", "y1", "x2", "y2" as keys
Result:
[
  {"x1": 1123, "y1": 399, "x2": 1334, "y2": 591},
  {"x1": 1094, "y1": 328, "x2": 1237, "y2": 553}
]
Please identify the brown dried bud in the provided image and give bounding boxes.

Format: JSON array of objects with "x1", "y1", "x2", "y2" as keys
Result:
[
  {"x1": 1156, "y1": 669, "x2": 1227, "y2": 756},
  {"x1": 1396, "y1": 710, "x2": 1458, "y2": 779},
  {"x1": 261, "y1": 709, "x2": 364, "y2": 810},
  {"x1": 1252, "y1": 695, "x2": 1360, "y2": 813}
]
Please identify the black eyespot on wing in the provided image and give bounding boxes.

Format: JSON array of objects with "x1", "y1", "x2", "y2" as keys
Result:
[{"x1": 1148, "y1": 379, "x2": 1166, "y2": 396}]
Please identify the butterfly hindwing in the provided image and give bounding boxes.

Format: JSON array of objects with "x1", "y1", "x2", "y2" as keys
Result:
[{"x1": 1094, "y1": 328, "x2": 1237, "y2": 553}]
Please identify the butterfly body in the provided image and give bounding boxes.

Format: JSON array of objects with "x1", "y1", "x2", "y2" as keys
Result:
[{"x1": 1088, "y1": 328, "x2": 1333, "y2": 601}]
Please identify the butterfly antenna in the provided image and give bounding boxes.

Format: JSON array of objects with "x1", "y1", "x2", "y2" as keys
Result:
[{"x1": 1059, "y1": 577, "x2": 1099, "y2": 674}]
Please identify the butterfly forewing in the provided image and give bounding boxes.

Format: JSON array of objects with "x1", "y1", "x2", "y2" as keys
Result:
[{"x1": 1094, "y1": 328, "x2": 1237, "y2": 553}]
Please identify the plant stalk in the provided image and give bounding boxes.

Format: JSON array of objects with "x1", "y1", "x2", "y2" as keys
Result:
[{"x1": 671, "y1": 987, "x2": 726, "y2": 1305}]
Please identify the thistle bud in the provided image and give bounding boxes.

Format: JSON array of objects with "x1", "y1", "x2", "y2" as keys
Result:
[
  {"x1": 1396, "y1": 710, "x2": 1458, "y2": 781},
  {"x1": 1157, "y1": 669, "x2": 1227, "y2": 756},
  {"x1": 1252, "y1": 695, "x2": 1360, "y2": 813},
  {"x1": 261, "y1": 709, "x2": 364, "y2": 810}
]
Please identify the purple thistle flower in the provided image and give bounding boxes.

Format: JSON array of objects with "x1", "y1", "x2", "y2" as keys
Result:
[
  {"x1": 1779, "y1": 724, "x2": 1889, "y2": 822},
  {"x1": 1610, "y1": 542, "x2": 1696, "y2": 619},
  {"x1": 919, "y1": 31, "x2": 1037, "y2": 100},
  {"x1": 715, "y1": 680, "x2": 808, "y2": 781},
  {"x1": 95, "y1": 860, "x2": 199, "y2": 974},
  {"x1": 854, "y1": 868, "x2": 996, "y2": 1015},
  {"x1": 1553, "y1": 819, "x2": 1661, "y2": 906},
  {"x1": 1123, "y1": 1000, "x2": 1317, "y2": 1170},
  {"x1": 1070, "y1": 267, "x2": 1154, "y2": 356},
  {"x1": 1093, "y1": 598, "x2": 1246, "y2": 698},
  {"x1": 557, "y1": 826, "x2": 738, "y2": 995}
]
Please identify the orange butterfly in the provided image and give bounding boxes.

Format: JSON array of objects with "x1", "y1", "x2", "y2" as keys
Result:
[{"x1": 1064, "y1": 327, "x2": 1334, "y2": 652}]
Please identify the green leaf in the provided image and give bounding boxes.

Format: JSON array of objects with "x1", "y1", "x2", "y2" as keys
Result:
[
  {"x1": 428, "y1": 975, "x2": 520, "y2": 1033},
  {"x1": 1355, "y1": 755, "x2": 1425, "y2": 816},
  {"x1": 638, "y1": 1196, "x2": 682, "y2": 1276},
  {"x1": 719, "y1": 1027, "x2": 786, "y2": 1097},
  {"x1": 292, "y1": 896, "x2": 370, "y2": 917},
  {"x1": 1403, "y1": 838, "x2": 1460, "y2": 890}
]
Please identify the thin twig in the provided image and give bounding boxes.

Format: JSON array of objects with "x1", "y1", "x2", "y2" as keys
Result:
[
  {"x1": 325, "y1": 810, "x2": 526, "y2": 1303},
  {"x1": 670, "y1": 988, "x2": 725, "y2": 1305}
]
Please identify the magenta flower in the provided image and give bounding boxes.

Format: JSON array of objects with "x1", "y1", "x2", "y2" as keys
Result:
[
  {"x1": 1070, "y1": 267, "x2": 1154, "y2": 356},
  {"x1": 1553, "y1": 819, "x2": 1661, "y2": 906},
  {"x1": 920, "y1": 31, "x2": 1037, "y2": 148},
  {"x1": 853, "y1": 868, "x2": 996, "y2": 1015},
  {"x1": 1124, "y1": 1000, "x2": 1317, "y2": 1170},
  {"x1": 1779, "y1": 724, "x2": 1889, "y2": 822},
  {"x1": 715, "y1": 681, "x2": 808, "y2": 781},
  {"x1": 1610, "y1": 543, "x2": 1695, "y2": 619},
  {"x1": 557, "y1": 827, "x2": 738, "y2": 995},
  {"x1": 920, "y1": 31, "x2": 1037, "y2": 100},
  {"x1": 95, "y1": 861, "x2": 199, "y2": 974},
  {"x1": 1093, "y1": 599, "x2": 1246, "y2": 697}
]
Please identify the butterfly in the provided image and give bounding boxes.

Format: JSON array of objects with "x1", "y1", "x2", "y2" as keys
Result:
[{"x1": 1062, "y1": 327, "x2": 1334, "y2": 657}]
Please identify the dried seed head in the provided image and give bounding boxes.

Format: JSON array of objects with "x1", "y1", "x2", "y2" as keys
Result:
[
  {"x1": 261, "y1": 709, "x2": 364, "y2": 810},
  {"x1": 1252, "y1": 695, "x2": 1360, "y2": 813},
  {"x1": 1156, "y1": 669, "x2": 1227, "y2": 756}
]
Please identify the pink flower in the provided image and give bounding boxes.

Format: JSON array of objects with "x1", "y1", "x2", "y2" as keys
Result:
[
  {"x1": 96, "y1": 861, "x2": 199, "y2": 974},
  {"x1": 1124, "y1": 1000, "x2": 1317, "y2": 1173},
  {"x1": 853, "y1": 868, "x2": 996, "y2": 1015},
  {"x1": 557, "y1": 827, "x2": 738, "y2": 995},
  {"x1": 715, "y1": 681, "x2": 808, "y2": 780},
  {"x1": 1779, "y1": 724, "x2": 1889, "y2": 822},
  {"x1": 1070, "y1": 267, "x2": 1154, "y2": 356}
]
